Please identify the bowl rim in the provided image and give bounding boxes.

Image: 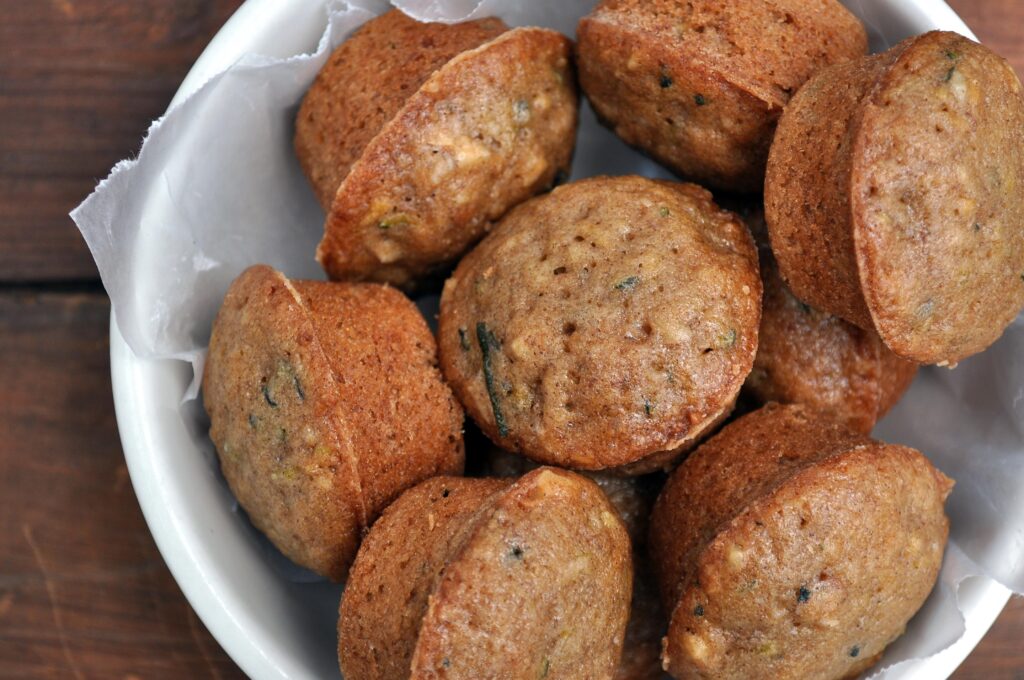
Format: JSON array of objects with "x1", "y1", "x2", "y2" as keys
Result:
[{"x1": 109, "y1": 0, "x2": 1013, "y2": 678}]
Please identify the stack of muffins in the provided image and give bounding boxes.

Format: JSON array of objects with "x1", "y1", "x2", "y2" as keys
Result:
[{"x1": 202, "y1": 3, "x2": 1024, "y2": 679}]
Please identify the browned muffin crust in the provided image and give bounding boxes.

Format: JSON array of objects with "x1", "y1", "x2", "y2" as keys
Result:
[
  {"x1": 339, "y1": 468, "x2": 634, "y2": 680},
  {"x1": 576, "y1": 0, "x2": 866, "y2": 191},
  {"x1": 297, "y1": 10, "x2": 579, "y2": 287},
  {"x1": 766, "y1": 31, "x2": 1024, "y2": 364},
  {"x1": 439, "y1": 176, "x2": 761, "y2": 472},
  {"x1": 482, "y1": 448, "x2": 669, "y2": 680},
  {"x1": 741, "y1": 206, "x2": 917, "y2": 432},
  {"x1": 203, "y1": 265, "x2": 464, "y2": 580},
  {"x1": 295, "y1": 10, "x2": 507, "y2": 210},
  {"x1": 746, "y1": 252, "x2": 917, "y2": 432},
  {"x1": 649, "y1": 404, "x2": 953, "y2": 680},
  {"x1": 338, "y1": 477, "x2": 511, "y2": 680}
]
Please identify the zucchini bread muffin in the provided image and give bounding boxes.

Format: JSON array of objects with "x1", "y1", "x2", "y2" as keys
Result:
[
  {"x1": 576, "y1": 0, "x2": 866, "y2": 191},
  {"x1": 483, "y1": 449, "x2": 668, "y2": 680},
  {"x1": 203, "y1": 265, "x2": 463, "y2": 580},
  {"x1": 649, "y1": 403, "x2": 953, "y2": 680},
  {"x1": 338, "y1": 468, "x2": 633, "y2": 680},
  {"x1": 765, "y1": 31, "x2": 1024, "y2": 365},
  {"x1": 295, "y1": 9, "x2": 578, "y2": 287},
  {"x1": 740, "y1": 206, "x2": 917, "y2": 433},
  {"x1": 438, "y1": 176, "x2": 762, "y2": 472}
]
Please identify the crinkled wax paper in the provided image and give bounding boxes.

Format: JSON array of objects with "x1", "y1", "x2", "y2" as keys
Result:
[{"x1": 71, "y1": 0, "x2": 1023, "y2": 676}]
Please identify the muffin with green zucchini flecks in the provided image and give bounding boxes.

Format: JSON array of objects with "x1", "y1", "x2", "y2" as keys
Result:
[
  {"x1": 203, "y1": 264, "x2": 464, "y2": 581},
  {"x1": 484, "y1": 448, "x2": 669, "y2": 680},
  {"x1": 338, "y1": 468, "x2": 633, "y2": 680},
  {"x1": 766, "y1": 31, "x2": 1024, "y2": 365},
  {"x1": 295, "y1": 9, "x2": 578, "y2": 288},
  {"x1": 439, "y1": 176, "x2": 762, "y2": 474},
  {"x1": 649, "y1": 403, "x2": 953, "y2": 680},
  {"x1": 576, "y1": 0, "x2": 866, "y2": 191}
]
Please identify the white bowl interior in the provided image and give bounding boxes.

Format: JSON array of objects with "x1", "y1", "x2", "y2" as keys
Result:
[{"x1": 110, "y1": 1, "x2": 1014, "y2": 678}]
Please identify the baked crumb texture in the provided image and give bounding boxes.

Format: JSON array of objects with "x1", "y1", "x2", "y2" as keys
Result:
[
  {"x1": 203, "y1": 265, "x2": 464, "y2": 581},
  {"x1": 649, "y1": 403, "x2": 953, "y2": 680},
  {"x1": 296, "y1": 10, "x2": 579, "y2": 287},
  {"x1": 439, "y1": 176, "x2": 762, "y2": 473},
  {"x1": 766, "y1": 31, "x2": 1024, "y2": 364},
  {"x1": 338, "y1": 468, "x2": 633, "y2": 680},
  {"x1": 577, "y1": 0, "x2": 866, "y2": 191}
]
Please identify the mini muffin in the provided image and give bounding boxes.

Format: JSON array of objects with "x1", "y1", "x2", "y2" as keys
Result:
[
  {"x1": 295, "y1": 9, "x2": 578, "y2": 287},
  {"x1": 649, "y1": 403, "x2": 953, "y2": 680},
  {"x1": 484, "y1": 448, "x2": 668, "y2": 680},
  {"x1": 765, "y1": 31, "x2": 1024, "y2": 365},
  {"x1": 739, "y1": 206, "x2": 917, "y2": 432},
  {"x1": 338, "y1": 468, "x2": 633, "y2": 680},
  {"x1": 439, "y1": 176, "x2": 762, "y2": 472},
  {"x1": 203, "y1": 265, "x2": 463, "y2": 580},
  {"x1": 576, "y1": 0, "x2": 866, "y2": 191}
]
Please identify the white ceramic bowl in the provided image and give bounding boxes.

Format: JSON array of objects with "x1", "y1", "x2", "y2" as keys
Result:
[{"x1": 110, "y1": 1, "x2": 1013, "y2": 678}]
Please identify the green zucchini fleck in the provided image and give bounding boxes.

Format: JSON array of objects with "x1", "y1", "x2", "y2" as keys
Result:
[
  {"x1": 513, "y1": 98, "x2": 531, "y2": 124},
  {"x1": 262, "y1": 384, "x2": 278, "y2": 408},
  {"x1": 293, "y1": 375, "x2": 305, "y2": 401},
  {"x1": 973, "y1": 222, "x2": 982, "y2": 232},
  {"x1": 477, "y1": 322, "x2": 509, "y2": 437},
  {"x1": 945, "y1": 49, "x2": 960, "y2": 61},
  {"x1": 378, "y1": 214, "x2": 410, "y2": 230},
  {"x1": 694, "y1": 93, "x2": 707, "y2": 106},
  {"x1": 694, "y1": 604, "x2": 704, "y2": 617},
  {"x1": 797, "y1": 585, "x2": 811, "y2": 603},
  {"x1": 540, "y1": 658, "x2": 550, "y2": 678},
  {"x1": 247, "y1": 414, "x2": 258, "y2": 429},
  {"x1": 849, "y1": 645, "x2": 861, "y2": 658},
  {"x1": 944, "y1": 66, "x2": 956, "y2": 82},
  {"x1": 615, "y1": 276, "x2": 640, "y2": 292},
  {"x1": 509, "y1": 544, "x2": 525, "y2": 560},
  {"x1": 660, "y1": 206, "x2": 671, "y2": 217},
  {"x1": 458, "y1": 327, "x2": 471, "y2": 351},
  {"x1": 719, "y1": 328, "x2": 737, "y2": 348},
  {"x1": 659, "y1": 71, "x2": 673, "y2": 88},
  {"x1": 643, "y1": 398, "x2": 654, "y2": 417}
]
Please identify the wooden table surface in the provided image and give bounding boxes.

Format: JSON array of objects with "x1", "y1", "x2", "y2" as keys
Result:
[{"x1": 0, "y1": 0, "x2": 1021, "y2": 677}]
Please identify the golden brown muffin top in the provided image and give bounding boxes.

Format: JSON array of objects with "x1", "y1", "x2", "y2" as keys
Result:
[
  {"x1": 439, "y1": 176, "x2": 761, "y2": 470},
  {"x1": 295, "y1": 9, "x2": 507, "y2": 209},
  {"x1": 851, "y1": 31, "x2": 1024, "y2": 364},
  {"x1": 583, "y1": 0, "x2": 866, "y2": 108},
  {"x1": 649, "y1": 403, "x2": 869, "y2": 605},
  {"x1": 203, "y1": 265, "x2": 464, "y2": 580},
  {"x1": 411, "y1": 468, "x2": 633, "y2": 680},
  {"x1": 650, "y1": 404, "x2": 953, "y2": 680},
  {"x1": 315, "y1": 25, "x2": 577, "y2": 286},
  {"x1": 339, "y1": 477, "x2": 511, "y2": 680}
]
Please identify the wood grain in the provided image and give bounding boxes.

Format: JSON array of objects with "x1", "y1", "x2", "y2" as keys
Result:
[
  {"x1": 0, "y1": 0, "x2": 1020, "y2": 678},
  {"x1": 0, "y1": 292, "x2": 243, "y2": 679},
  {"x1": 0, "y1": 0, "x2": 243, "y2": 282}
]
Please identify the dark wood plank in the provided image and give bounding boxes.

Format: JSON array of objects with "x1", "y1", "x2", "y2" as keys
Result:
[
  {"x1": 0, "y1": 0, "x2": 244, "y2": 283},
  {"x1": 0, "y1": 292, "x2": 243, "y2": 679},
  {"x1": 954, "y1": 596, "x2": 1024, "y2": 679}
]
